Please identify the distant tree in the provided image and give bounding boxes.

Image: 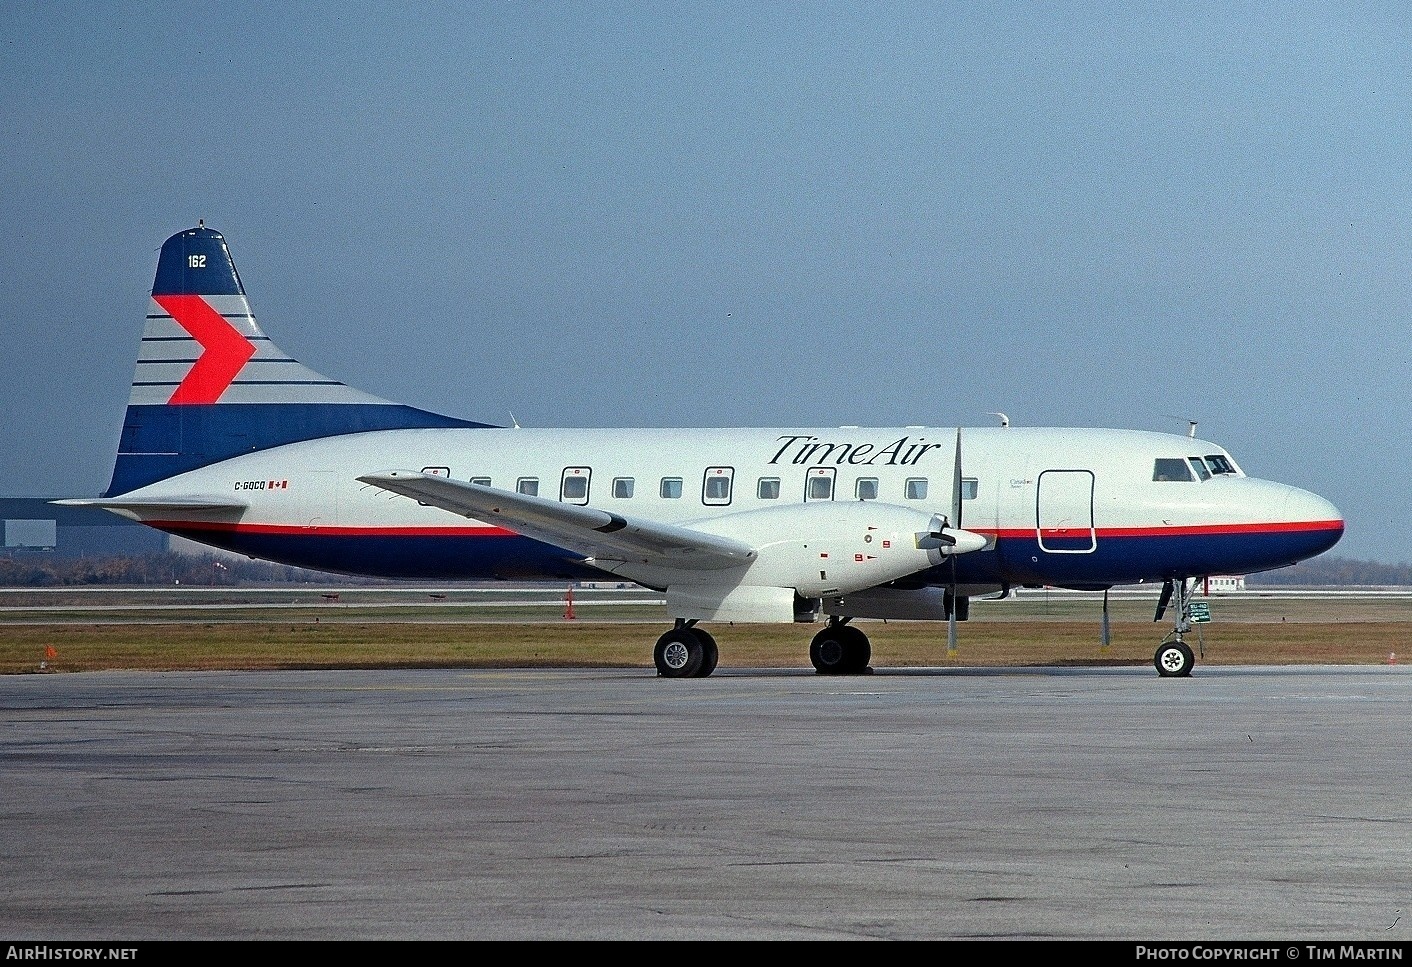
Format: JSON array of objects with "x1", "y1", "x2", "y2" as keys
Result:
[{"x1": 1246, "y1": 555, "x2": 1412, "y2": 587}]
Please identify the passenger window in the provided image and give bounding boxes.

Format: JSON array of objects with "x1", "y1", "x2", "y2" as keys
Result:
[
  {"x1": 469, "y1": 476, "x2": 491, "y2": 487},
  {"x1": 905, "y1": 477, "x2": 928, "y2": 500},
  {"x1": 561, "y1": 468, "x2": 590, "y2": 504},
  {"x1": 805, "y1": 468, "x2": 834, "y2": 501},
  {"x1": 612, "y1": 477, "x2": 634, "y2": 498},
  {"x1": 1188, "y1": 457, "x2": 1212, "y2": 481},
  {"x1": 660, "y1": 477, "x2": 683, "y2": 499},
  {"x1": 703, "y1": 467, "x2": 733, "y2": 506},
  {"x1": 961, "y1": 477, "x2": 979, "y2": 500},
  {"x1": 757, "y1": 477, "x2": 780, "y2": 500},
  {"x1": 1153, "y1": 459, "x2": 1193, "y2": 482},
  {"x1": 516, "y1": 477, "x2": 539, "y2": 496},
  {"x1": 855, "y1": 477, "x2": 878, "y2": 500}
]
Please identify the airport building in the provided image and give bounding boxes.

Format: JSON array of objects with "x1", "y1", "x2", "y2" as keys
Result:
[{"x1": 0, "y1": 497, "x2": 166, "y2": 559}]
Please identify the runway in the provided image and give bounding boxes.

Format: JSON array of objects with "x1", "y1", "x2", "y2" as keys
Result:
[{"x1": 2, "y1": 665, "x2": 1410, "y2": 941}]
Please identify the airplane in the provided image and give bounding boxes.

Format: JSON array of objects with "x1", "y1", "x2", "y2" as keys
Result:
[{"x1": 57, "y1": 224, "x2": 1345, "y2": 679}]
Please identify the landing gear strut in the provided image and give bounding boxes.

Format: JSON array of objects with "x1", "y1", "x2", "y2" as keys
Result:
[
  {"x1": 1153, "y1": 578, "x2": 1202, "y2": 677},
  {"x1": 809, "y1": 618, "x2": 872, "y2": 675}
]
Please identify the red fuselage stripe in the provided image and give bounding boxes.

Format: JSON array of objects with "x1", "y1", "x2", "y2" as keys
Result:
[
  {"x1": 1010, "y1": 519, "x2": 1344, "y2": 540},
  {"x1": 150, "y1": 519, "x2": 520, "y2": 537},
  {"x1": 151, "y1": 519, "x2": 1343, "y2": 540}
]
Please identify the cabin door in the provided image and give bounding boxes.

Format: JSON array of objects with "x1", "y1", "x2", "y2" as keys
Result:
[{"x1": 1035, "y1": 470, "x2": 1095, "y2": 553}]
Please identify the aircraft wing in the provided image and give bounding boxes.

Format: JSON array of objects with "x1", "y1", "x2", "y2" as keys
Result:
[{"x1": 357, "y1": 470, "x2": 755, "y2": 571}]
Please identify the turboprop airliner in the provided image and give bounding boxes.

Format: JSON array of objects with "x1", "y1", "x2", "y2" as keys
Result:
[{"x1": 57, "y1": 225, "x2": 1345, "y2": 678}]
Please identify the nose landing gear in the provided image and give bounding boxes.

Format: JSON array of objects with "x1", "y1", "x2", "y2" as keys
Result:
[{"x1": 1153, "y1": 577, "x2": 1203, "y2": 677}]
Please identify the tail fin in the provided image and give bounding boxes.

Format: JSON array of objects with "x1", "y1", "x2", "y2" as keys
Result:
[{"x1": 105, "y1": 224, "x2": 486, "y2": 496}]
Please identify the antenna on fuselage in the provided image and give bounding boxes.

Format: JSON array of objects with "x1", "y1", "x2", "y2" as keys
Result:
[
  {"x1": 1163, "y1": 415, "x2": 1198, "y2": 438},
  {"x1": 508, "y1": 411, "x2": 521, "y2": 429},
  {"x1": 988, "y1": 412, "x2": 1010, "y2": 427}
]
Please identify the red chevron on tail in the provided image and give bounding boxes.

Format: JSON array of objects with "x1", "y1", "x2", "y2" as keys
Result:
[{"x1": 154, "y1": 294, "x2": 257, "y2": 405}]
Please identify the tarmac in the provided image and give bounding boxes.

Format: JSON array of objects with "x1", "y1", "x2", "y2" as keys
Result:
[{"x1": 2, "y1": 664, "x2": 1410, "y2": 941}]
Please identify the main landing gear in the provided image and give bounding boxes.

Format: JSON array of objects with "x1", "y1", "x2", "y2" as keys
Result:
[
  {"x1": 1152, "y1": 577, "x2": 1201, "y2": 677},
  {"x1": 653, "y1": 620, "x2": 719, "y2": 678},
  {"x1": 809, "y1": 618, "x2": 872, "y2": 675},
  {"x1": 652, "y1": 617, "x2": 876, "y2": 678}
]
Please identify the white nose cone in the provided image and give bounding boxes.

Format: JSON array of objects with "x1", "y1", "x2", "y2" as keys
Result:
[
  {"x1": 1283, "y1": 485, "x2": 1343, "y2": 528},
  {"x1": 1280, "y1": 485, "x2": 1345, "y2": 558}
]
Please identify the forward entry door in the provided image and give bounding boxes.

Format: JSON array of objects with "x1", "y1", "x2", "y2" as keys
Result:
[{"x1": 1036, "y1": 470, "x2": 1095, "y2": 553}]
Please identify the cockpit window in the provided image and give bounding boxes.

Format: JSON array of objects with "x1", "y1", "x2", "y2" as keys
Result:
[
  {"x1": 1153, "y1": 458, "x2": 1194, "y2": 482},
  {"x1": 1204, "y1": 454, "x2": 1237, "y2": 475},
  {"x1": 1188, "y1": 457, "x2": 1212, "y2": 481}
]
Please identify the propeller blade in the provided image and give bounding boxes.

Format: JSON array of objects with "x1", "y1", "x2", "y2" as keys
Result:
[
  {"x1": 952, "y1": 427, "x2": 963, "y2": 530},
  {"x1": 948, "y1": 428, "x2": 964, "y2": 656}
]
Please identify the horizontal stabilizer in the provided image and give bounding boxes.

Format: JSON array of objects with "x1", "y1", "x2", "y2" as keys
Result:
[{"x1": 52, "y1": 495, "x2": 249, "y2": 517}]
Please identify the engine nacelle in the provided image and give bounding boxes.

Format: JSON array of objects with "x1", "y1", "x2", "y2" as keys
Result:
[{"x1": 689, "y1": 501, "x2": 964, "y2": 596}]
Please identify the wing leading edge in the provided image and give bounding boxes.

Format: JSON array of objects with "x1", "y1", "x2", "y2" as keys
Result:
[{"x1": 356, "y1": 469, "x2": 756, "y2": 570}]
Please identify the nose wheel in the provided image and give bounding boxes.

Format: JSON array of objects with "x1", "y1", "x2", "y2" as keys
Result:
[{"x1": 1155, "y1": 638, "x2": 1195, "y2": 677}]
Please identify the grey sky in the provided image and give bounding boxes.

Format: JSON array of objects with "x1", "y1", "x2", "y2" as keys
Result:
[{"x1": 2, "y1": 3, "x2": 1408, "y2": 563}]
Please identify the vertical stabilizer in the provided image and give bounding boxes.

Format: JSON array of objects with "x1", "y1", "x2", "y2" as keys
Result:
[{"x1": 105, "y1": 225, "x2": 485, "y2": 495}]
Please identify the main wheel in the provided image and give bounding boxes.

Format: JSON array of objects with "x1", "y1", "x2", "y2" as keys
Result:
[
  {"x1": 692, "y1": 628, "x2": 719, "y2": 678},
  {"x1": 654, "y1": 628, "x2": 704, "y2": 678},
  {"x1": 1154, "y1": 640, "x2": 1195, "y2": 677},
  {"x1": 839, "y1": 625, "x2": 871, "y2": 674},
  {"x1": 810, "y1": 625, "x2": 871, "y2": 675}
]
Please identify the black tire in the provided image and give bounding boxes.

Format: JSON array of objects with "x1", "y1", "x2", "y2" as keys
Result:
[
  {"x1": 810, "y1": 625, "x2": 871, "y2": 675},
  {"x1": 1154, "y1": 640, "x2": 1195, "y2": 677},
  {"x1": 654, "y1": 628, "x2": 704, "y2": 678},
  {"x1": 810, "y1": 627, "x2": 847, "y2": 674},
  {"x1": 692, "y1": 628, "x2": 719, "y2": 678},
  {"x1": 839, "y1": 624, "x2": 871, "y2": 674}
]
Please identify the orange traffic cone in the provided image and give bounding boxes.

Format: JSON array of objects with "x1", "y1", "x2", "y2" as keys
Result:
[{"x1": 564, "y1": 586, "x2": 577, "y2": 620}]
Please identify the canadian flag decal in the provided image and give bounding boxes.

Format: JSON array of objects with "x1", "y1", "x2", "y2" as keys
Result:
[{"x1": 154, "y1": 294, "x2": 257, "y2": 405}]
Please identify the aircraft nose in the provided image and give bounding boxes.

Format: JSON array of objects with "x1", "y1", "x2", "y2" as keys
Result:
[{"x1": 1284, "y1": 485, "x2": 1345, "y2": 556}]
